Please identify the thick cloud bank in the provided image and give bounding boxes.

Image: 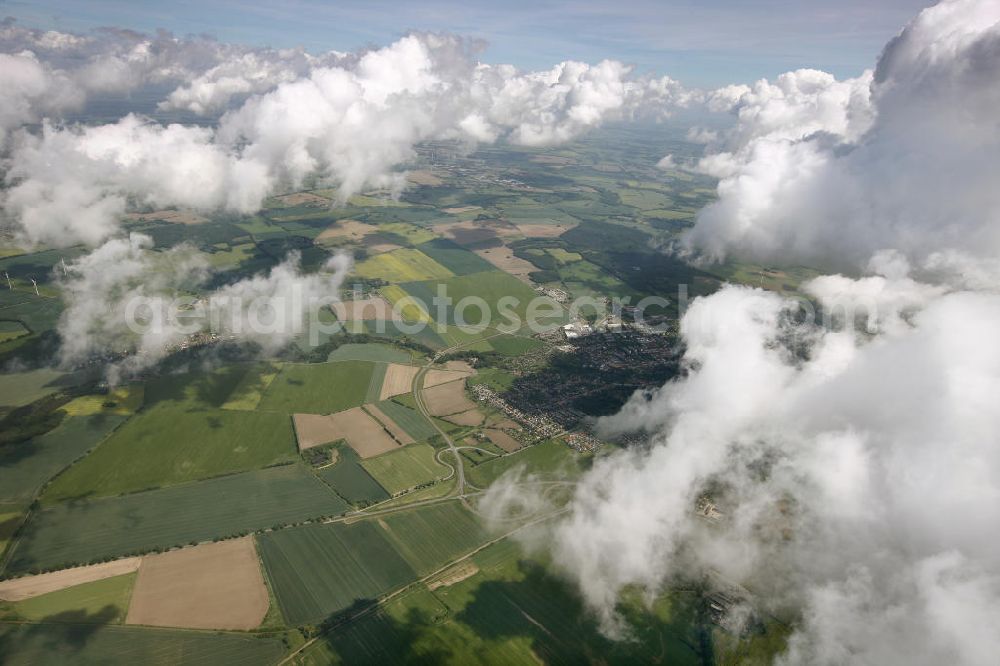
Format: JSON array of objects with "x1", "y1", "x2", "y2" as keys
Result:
[
  {"x1": 1, "y1": 29, "x2": 691, "y2": 248},
  {"x1": 539, "y1": 2, "x2": 1000, "y2": 664},
  {"x1": 57, "y1": 234, "x2": 351, "y2": 382},
  {"x1": 684, "y1": 0, "x2": 1000, "y2": 271}
]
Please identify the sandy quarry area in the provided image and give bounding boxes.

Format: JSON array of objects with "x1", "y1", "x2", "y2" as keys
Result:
[
  {"x1": 366, "y1": 403, "x2": 415, "y2": 445},
  {"x1": 125, "y1": 537, "x2": 268, "y2": 631},
  {"x1": 422, "y1": 379, "x2": 478, "y2": 416},
  {"x1": 0, "y1": 557, "x2": 142, "y2": 601},
  {"x1": 380, "y1": 364, "x2": 420, "y2": 400},
  {"x1": 475, "y1": 247, "x2": 537, "y2": 280}
]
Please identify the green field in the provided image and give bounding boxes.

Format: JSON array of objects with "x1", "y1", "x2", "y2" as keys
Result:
[
  {"x1": 316, "y1": 445, "x2": 390, "y2": 506},
  {"x1": 7, "y1": 572, "x2": 136, "y2": 623},
  {"x1": 294, "y1": 537, "x2": 705, "y2": 665},
  {"x1": 378, "y1": 503, "x2": 487, "y2": 575},
  {"x1": 399, "y1": 271, "x2": 554, "y2": 329},
  {"x1": 365, "y1": 362, "x2": 387, "y2": 404},
  {"x1": 354, "y1": 248, "x2": 454, "y2": 283},
  {"x1": 220, "y1": 363, "x2": 281, "y2": 410},
  {"x1": 466, "y1": 440, "x2": 584, "y2": 488},
  {"x1": 257, "y1": 361, "x2": 375, "y2": 414},
  {"x1": 0, "y1": 368, "x2": 66, "y2": 408},
  {"x1": 327, "y1": 343, "x2": 412, "y2": 364},
  {"x1": 6, "y1": 464, "x2": 348, "y2": 574},
  {"x1": 373, "y1": 400, "x2": 438, "y2": 441},
  {"x1": 42, "y1": 405, "x2": 296, "y2": 503},
  {"x1": 257, "y1": 521, "x2": 417, "y2": 626},
  {"x1": 360, "y1": 444, "x2": 449, "y2": 495},
  {"x1": 0, "y1": 414, "x2": 128, "y2": 503},
  {"x1": 415, "y1": 239, "x2": 497, "y2": 275},
  {"x1": 487, "y1": 333, "x2": 545, "y2": 356},
  {"x1": 0, "y1": 320, "x2": 28, "y2": 343},
  {"x1": 0, "y1": 623, "x2": 287, "y2": 665}
]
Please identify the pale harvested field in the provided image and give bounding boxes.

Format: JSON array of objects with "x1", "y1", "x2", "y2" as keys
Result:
[
  {"x1": 365, "y1": 241, "x2": 404, "y2": 254},
  {"x1": 365, "y1": 403, "x2": 415, "y2": 445},
  {"x1": 485, "y1": 428, "x2": 522, "y2": 452},
  {"x1": 442, "y1": 206, "x2": 480, "y2": 214},
  {"x1": 422, "y1": 380, "x2": 477, "y2": 416},
  {"x1": 294, "y1": 408, "x2": 400, "y2": 457},
  {"x1": 427, "y1": 561, "x2": 479, "y2": 590},
  {"x1": 475, "y1": 247, "x2": 537, "y2": 279},
  {"x1": 332, "y1": 297, "x2": 400, "y2": 322},
  {"x1": 0, "y1": 557, "x2": 141, "y2": 601},
  {"x1": 407, "y1": 170, "x2": 444, "y2": 186},
  {"x1": 276, "y1": 191, "x2": 330, "y2": 206},
  {"x1": 317, "y1": 219, "x2": 375, "y2": 242},
  {"x1": 293, "y1": 413, "x2": 341, "y2": 449},
  {"x1": 443, "y1": 360, "x2": 475, "y2": 373},
  {"x1": 126, "y1": 210, "x2": 206, "y2": 225},
  {"x1": 332, "y1": 407, "x2": 400, "y2": 458},
  {"x1": 423, "y1": 369, "x2": 469, "y2": 389},
  {"x1": 516, "y1": 222, "x2": 576, "y2": 238},
  {"x1": 380, "y1": 364, "x2": 420, "y2": 400},
  {"x1": 444, "y1": 409, "x2": 485, "y2": 427},
  {"x1": 125, "y1": 537, "x2": 268, "y2": 631},
  {"x1": 488, "y1": 416, "x2": 522, "y2": 431}
]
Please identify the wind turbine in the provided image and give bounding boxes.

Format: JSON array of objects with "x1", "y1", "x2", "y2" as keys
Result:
[
  {"x1": 3, "y1": 272, "x2": 10, "y2": 290},
  {"x1": 31, "y1": 279, "x2": 39, "y2": 296}
]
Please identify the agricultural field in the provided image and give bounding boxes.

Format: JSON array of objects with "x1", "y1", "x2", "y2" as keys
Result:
[
  {"x1": 373, "y1": 399, "x2": 439, "y2": 441},
  {"x1": 257, "y1": 520, "x2": 417, "y2": 626},
  {"x1": 398, "y1": 270, "x2": 560, "y2": 329},
  {"x1": 421, "y1": 379, "x2": 478, "y2": 417},
  {"x1": 327, "y1": 342, "x2": 413, "y2": 364},
  {"x1": 365, "y1": 403, "x2": 415, "y2": 445},
  {"x1": 125, "y1": 537, "x2": 269, "y2": 630},
  {"x1": 220, "y1": 363, "x2": 280, "y2": 411},
  {"x1": 360, "y1": 443, "x2": 449, "y2": 495},
  {"x1": 466, "y1": 439, "x2": 585, "y2": 488},
  {"x1": 6, "y1": 464, "x2": 348, "y2": 575},
  {"x1": 315, "y1": 445, "x2": 390, "y2": 506},
  {"x1": 4, "y1": 571, "x2": 137, "y2": 623},
  {"x1": 0, "y1": 623, "x2": 288, "y2": 665},
  {"x1": 0, "y1": 368, "x2": 67, "y2": 408},
  {"x1": 377, "y1": 503, "x2": 488, "y2": 575},
  {"x1": 42, "y1": 405, "x2": 296, "y2": 502},
  {"x1": 294, "y1": 407, "x2": 399, "y2": 458},
  {"x1": 415, "y1": 239, "x2": 497, "y2": 275},
  {"x1": 257, "y1": 361, "x2": 375, "y2": 414},
  {"x1": 353, "y1": 248, "x2": 453, "y2": 283},
  {"x1": 0, "y1": 414, "x2": 128, "y2": 503}
]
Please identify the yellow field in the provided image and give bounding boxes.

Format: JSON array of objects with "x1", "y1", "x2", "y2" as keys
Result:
[
  {"x1": 380, "y1": 285, "x2": 433, "y2": 323},
  {"x1": 355, "y1": 248, "x2": 453, "y2": 283},
  {"x1": 61, "y1": 385, "x2": 144, "y2": 416},
  {"x1": 221, "y1": 364, "x2": 280, "y2": 411}
]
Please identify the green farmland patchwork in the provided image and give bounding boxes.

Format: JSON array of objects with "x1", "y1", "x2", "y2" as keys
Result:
[
  {"x1": 0, "y1": 623, "x2": 287, "y2": 666},
  {"x1": 42, "y1": 405, "x2": 296, "y2": 503},
  {"x1": 316, "y1": 445, "x2": 390, "y2": 506},
  {"x1": 377, "y1": 502, "x2": 488, "y2": 575},
  {"x1": 0, "y1": 414, "x2": 128, "y2": 503},
  {"x1": 360, "y1": 444, "x2": 449, "y2": 495},
  {"x1": 8, "y1": 572, "x2": 137, "y2": 623},
  {"x1": 7, "y1": 464, "x2": 348, "y2": 575},
  {"x1": 257, "y1": 521, "x2": 417, "y2": 626},
  {"x1": 258, "y1": 361, "x2": 375, "y2": 414},
  {"x1": 373, "y1": 399, "x2": 438, "y2": 441},
  {"x1": 415, "y1": 239, "x2": 496, "y2": 275}
]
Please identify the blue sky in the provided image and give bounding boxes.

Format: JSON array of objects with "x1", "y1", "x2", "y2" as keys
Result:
[{"x1": 2, "y1": 0, "x2": 932, "y2": 86}]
